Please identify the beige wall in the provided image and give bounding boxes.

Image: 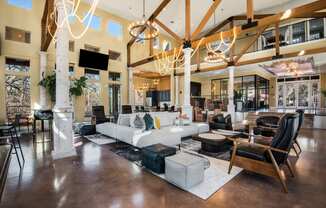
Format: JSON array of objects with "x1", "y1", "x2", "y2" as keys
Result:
[{"x1": 0, "y1": 0, "x2": 177, "y2": 122}]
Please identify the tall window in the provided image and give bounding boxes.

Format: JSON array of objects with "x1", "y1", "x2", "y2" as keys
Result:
[
  {"x1": 83, "y1": 14, "x2": 101, "y2": 30},
  {"x1": 84, "y1": 69, "x2": 100, "y2": 81},
  {"x1": 5, "y1": 58, "x2": 31, "y2": 121},
  {"x1": 107, "y1": 21, "x2": 123, "y2": 39},
  {"x1": 292, "y1": 22, "x2": 306, "y2": 44},
  {"x1": 7, "y1": 0, "x2": 32, "y2": 10},
  {"x1": 162, "y1": 40, "x2": 171, "y2": 51},
  {"x1": 309, "y1": 18, "x2": 324, "y2": 41},
  {"x1": 85, "y1": 83, "x2": 101, "y2": 116},
  {"x1": 153, "y1": 37, "x2": 160, "y2": 49},
  {"x1": 109, "y1": 72, "x2": 121, "y2": 81}
]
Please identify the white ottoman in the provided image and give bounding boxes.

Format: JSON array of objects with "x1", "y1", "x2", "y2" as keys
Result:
[{"x1": 165, "y1": 152, "x2": 205, "y2": 189}]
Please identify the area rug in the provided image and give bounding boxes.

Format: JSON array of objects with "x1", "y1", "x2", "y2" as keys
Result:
[
  {"x1": 84, "y1": 134, "x2": 242, "y2": 200},
  {"x1": 84, "y1": 134, "x2": 116, "y2": 145},
  {"x1": 153, "y1": 151, "x2": 242, "y2": 200}
]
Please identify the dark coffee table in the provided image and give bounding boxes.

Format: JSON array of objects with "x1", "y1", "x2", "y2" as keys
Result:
[{"x1": 193, "y1": 133, "x2": 232, "y2": 153}]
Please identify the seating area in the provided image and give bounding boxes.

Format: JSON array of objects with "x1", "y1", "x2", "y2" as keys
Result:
[{"x1": 1, "y1": 0, "x2": 326, "y2": 207}]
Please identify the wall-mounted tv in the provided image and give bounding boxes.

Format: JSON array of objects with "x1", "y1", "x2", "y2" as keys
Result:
[{"x1": 78, "y1": 49, "x2": 109, "y2": 70}]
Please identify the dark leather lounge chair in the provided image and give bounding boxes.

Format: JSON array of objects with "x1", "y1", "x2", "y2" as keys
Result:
[
  {"x1": 92, "y1": 106, "x2": 110, "y2": 124},
  {"x1": 209, "y1": 114, "x2": 232, "y2": 130},
  {"x1": 253, "y1": 115, "x2": 280, "y2": 137},
  {"x1": 228, "y1": 113, "x2": 299, "y2": 193},
  {"x1": 254, "y1": 110, "x2": 304, "y2": 157}
]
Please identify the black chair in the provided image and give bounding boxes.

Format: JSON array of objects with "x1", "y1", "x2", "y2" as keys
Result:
[
  {"x1": 170, "y1": 106, "x2": 175, "y2": 112},
  {"x1": 163, "y1": 103, "x2": 168, "y2": 111},
  {"x1": 156, "y1": 105, "x2": 161, "y2": 112},
  {"x1": 292, "y1": 109, "x2": 304, "y2": 156},
  {"x1": 121, "y1": 105, "x2": 132, "y2": 114},
  {"x1": 92, "y1": 106, "x2": 110, "y2": 124},
  {"x1": 253, "y1": 115, "x2": 280, "y2": 137},
  {"x1": 135, "y1": 106, "x2": 140, "y2": 112},
  {"x1": 228, "y1": 113, "x2": 299, "y2": 193},
  {"x1": 209, "y1": 114, "x2": 232, "y2": 130},
  {"x1": 254, "y1": 110, "x2": 304, "y2": 157}
]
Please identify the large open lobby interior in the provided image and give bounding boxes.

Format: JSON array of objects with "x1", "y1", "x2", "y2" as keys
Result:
[{"x1": 1, "y1": 0, "x2": 326, "y2": 207}]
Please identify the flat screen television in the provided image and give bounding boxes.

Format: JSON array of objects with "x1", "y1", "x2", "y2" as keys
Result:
[{"x1": 78, "y1": 49, "x2": 109, "y2": 70}]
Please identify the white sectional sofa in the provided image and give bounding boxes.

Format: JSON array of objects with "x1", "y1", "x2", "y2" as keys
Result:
[{"x1": 96, "y1": 112, "x2": 209, "y2": 148}]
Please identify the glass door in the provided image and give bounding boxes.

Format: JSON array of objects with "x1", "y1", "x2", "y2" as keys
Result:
[
  {"x1": 286, "y1": 83, "x2": 296, "y2": 108},
  {"x1": 298, "y1": 83, "x2": 309, "y2": 108},
  {"x1": 108, "y1": 84, "x2": 121, "y2": 118}
]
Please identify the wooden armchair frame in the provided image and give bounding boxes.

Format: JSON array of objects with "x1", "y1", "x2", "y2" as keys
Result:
[{"x1": 228, "y1": 138, "x2": 295, "y2": 193}]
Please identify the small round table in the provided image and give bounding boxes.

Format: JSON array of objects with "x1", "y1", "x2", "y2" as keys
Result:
[{"x1": 194, "y1": 133, "x2": 231, "y2": 153}]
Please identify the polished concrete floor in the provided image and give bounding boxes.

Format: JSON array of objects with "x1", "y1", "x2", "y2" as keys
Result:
[{"x1": 1, "y1": 128, "x2": 326, "y2": 208}]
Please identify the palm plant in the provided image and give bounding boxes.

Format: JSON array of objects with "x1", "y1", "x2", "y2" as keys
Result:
[{"x1": 39, "y1": 72, "x2": 88, "y2": 102}]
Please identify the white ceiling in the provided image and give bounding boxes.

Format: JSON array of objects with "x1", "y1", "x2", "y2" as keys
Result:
[{"x1": 85, "y1": 0, "x2": 311, "y2": 37}]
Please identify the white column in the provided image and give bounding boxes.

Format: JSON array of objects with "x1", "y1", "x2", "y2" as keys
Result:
[
  {"x1": 182, "y1": 47, "x2": 193, "y2": 121},
  {"x1": 170, "y1": 72, "x2": 174, "y2": 105},
  {"x1": 128, "y1": 67, "x2": 134, "y2": 106},
  {"x1": 175, "y1": 75, "x2": 179, "y2": 107},
  {"x1": 39, "y1": 51, "x2": 47, "y2": 109},
  {"x1": 227, "y1": 66, "x2": 235, "y2": 124},
  {"x1": 52, "y1": 0, "x2": 76, "y2": 159}
]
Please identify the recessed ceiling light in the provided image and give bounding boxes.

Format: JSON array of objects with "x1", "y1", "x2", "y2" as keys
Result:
[{"x1": 170, "y1": 20, "x2": 174, "y2": 24}]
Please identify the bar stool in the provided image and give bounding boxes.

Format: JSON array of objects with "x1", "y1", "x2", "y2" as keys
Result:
[{"x1": 0, "y1": 124, "x2": 25, "y2": 168}]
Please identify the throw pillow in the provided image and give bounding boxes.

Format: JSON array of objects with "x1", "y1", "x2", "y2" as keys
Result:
[
  {"x1": 134, "y1": 115, "x2": 145, "y2": 129},
  {"x1": 154, "y1": 116, "x2": 161, "y2": 129},
  {"x1": 143, "y1": 113, "x2": 155, "y2": 130}
]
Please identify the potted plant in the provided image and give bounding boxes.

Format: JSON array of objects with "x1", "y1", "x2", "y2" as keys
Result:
[{"x1": 39, "y1": 72, "x2": 88, "y2": 103}]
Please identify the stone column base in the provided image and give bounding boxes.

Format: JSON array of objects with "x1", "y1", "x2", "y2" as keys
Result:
[
  {"x1": 182, "y1": 105, "x2": 193, "y2": 122},
  {"x1": 52, "y1": 107, "x2": 76, "y2": 160}
]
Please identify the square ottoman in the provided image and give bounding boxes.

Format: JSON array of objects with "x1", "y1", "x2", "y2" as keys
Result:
[
  {"x1": 165, "y1": 152, "x2": 205, "y2": 189},
  {"x1": 141, "y1": 144, "x2": 176, "y2": 174}
]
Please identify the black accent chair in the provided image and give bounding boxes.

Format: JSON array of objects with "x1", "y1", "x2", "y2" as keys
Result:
[
  {"x1": 156, "y1": 105, "x2": 161, "y2": 112},
  {"x1": 209, "y1": 114, "x2": 232, "y2": 130},
  {"x1": 254, "y1": 110, "x2": 304, "y2": 157},
  {"x1": 121, "y1": 105, "x2": 132, "y2": 114},
  {"x1": 170, "y1": 106, "x2": 175, "y2": 112},
  {"x1": 228, "y1": 113, "x2": 299, "y2": 193},
  {"x1": 253, "y1": 115, "x2": 280, "y2": 137},
  {"x1": 135, "y1": 106, "x2": 140, "y2": 112},
  {"x1": 292, "y1": 109, "x2": 304, "y2": 156},
  {"x1": 92, "y1": 106, "x2": 110, "y2": 124},
  {"x1": 163, "y1": 103, "x2": 169, "y2": 111}
]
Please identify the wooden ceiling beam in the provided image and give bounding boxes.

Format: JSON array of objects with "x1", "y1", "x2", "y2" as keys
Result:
[
  {"x1": 202, "y1": 17, "x2": 232, "y2": 38},
  {"x1": 153, "y1": 19, "x2": 183, "y2": 43},
  {"x1": 233, "y1": 12, "x2": 326, "y2": 20},
  {"x1": 41, "y1": 0, "x2": 56, "y2": 51},
  {"x1": 233, "y1": 26, "x2": 268, "y2": 64},
  {"x1": 127, "y1": 0, "x2": 173, "y2": 47},
  {"x1": 247, "y1": 0, "x2": 254, "y2": 21},
  {"x1": 129, "y1": 0, "x2": 326, "y2": 68},
  {"x1": 185, "y1": 0, "x2": 191, "y2": 40},
  {"x1": 191, "y1": 0, "x2": 222, "y2": 40}
]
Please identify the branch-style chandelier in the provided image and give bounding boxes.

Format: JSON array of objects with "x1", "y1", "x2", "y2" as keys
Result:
[
  {"x1": 205, "y1": 11, "x2": 237, "y2": 63},
  {"x1": 48, "y1": 0, "x2": 100, "y2": 41},
  {"x1": 128, "y1": 0, "x2": 159, "y2": 40},
  {"x1": 154, "y1": 39, "x2": 204, "y2": 75}
]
